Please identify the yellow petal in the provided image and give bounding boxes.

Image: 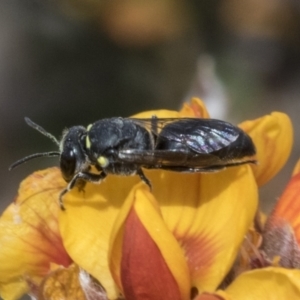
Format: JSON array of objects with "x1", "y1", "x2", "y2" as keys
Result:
[
  {"x1": 109, "y1": 185, "x2": 190, "y2": 300},
  {"x1": 239, "y1": 112, "x2": 293, "y2": 186},
  {"x1": 0, "y1": 168, "x2": 72, "y2": 300},
  {"x1": 140, "y1": 165, "x2": 258, "y2": 293},
  {"x1": 219, "y1": 268, "x2": 300, "y2": 299},
  {"x1": 59, "y1": 175, "x2": 141, "y2": 299},
  {"x1": 0, "y1": 281, "x2": 28, "y2": 300}
]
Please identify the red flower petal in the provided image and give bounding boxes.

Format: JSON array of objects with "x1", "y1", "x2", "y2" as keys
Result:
[{"x1": 121, "y1": 207, "x2": 182, "y2": 300}]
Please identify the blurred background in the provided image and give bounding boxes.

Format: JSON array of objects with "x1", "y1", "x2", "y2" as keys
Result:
[{"x1": 1, "y1": 0, "x2": 300, "y2": 219}]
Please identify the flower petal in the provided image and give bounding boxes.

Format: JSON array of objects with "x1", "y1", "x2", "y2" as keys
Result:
[
  {"x1": 0, "y1": 168, "x2": 72, "y2": 300},
  {"x1": 143, "y1": 165, "x2": 258, "y2": 292},
  {"x1": 262, "y1": 172, "x2": 300, "y2": 267},
  {"x1": 0, "y1": 281, "x2": 28, "y2": 300},
  {"x1": 59, "y1": 175, "x2": 141, "y2": 299},
  {"x1": 179, "y1": 98, "x2": 210, "y2": 118},
  {"x1": 109, "y1": 185, "x2": 190, "y2": 300},
  {"x1": 239, "y1": 112, "x2": 293, "y2": 186},
  {"x1": 218, "y1": 268, "x2": 300, "y2": 299}
]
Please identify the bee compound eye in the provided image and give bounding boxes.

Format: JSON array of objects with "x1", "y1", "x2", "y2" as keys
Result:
[{"x1": 60, "y1": 149, "x2": 76, "y2": 182}]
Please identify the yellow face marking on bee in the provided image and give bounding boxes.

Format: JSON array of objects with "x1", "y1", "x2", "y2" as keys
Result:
[
  {"x1": 97, "y1": 156, "x2": 109, "y2": 168},
  {"x1": 87, "y1": 124, "x2": 92, "y2": 131},
  {"x1": 86, "y1": 135, "x2": 91, "y2": 149},
  {"x1": 85, "y1": 124, "x2": 93, "y2": 149}
]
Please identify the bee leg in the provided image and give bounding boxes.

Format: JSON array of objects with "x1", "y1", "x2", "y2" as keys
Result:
[
  {"x1": 59, "y1": 189, "x2": 68, "y2": 211},
  {"x1": 76, "y1": 171, "x2": 107, "y2": 184},
  {"x1": 137, "y1": 168, "x2": 152, "y2": 190},
  {"x1": 59, "y1": 171, "x2": 107, "y2": 210}
]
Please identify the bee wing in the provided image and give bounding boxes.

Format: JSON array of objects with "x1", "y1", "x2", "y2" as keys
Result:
[
  {"x1": 160, "y1": 118, "x2": 244, "y2": 154},
  {"x1": 131, "y1": 118, "x2": 243, "y2": 154}
]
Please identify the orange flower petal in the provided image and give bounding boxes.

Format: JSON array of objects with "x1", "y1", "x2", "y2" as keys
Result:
[
  {"x1": 179, "y1": 98, "x2": 210, "y2": 118},
  {"x1": 0, "y1": 168, "x2": 72, "y2": 299},
  {"x1": 218, "y1": 268, "x2": 300, "y2": 299},
  {"x1": 239, "y1": 112, "x2": 293, "y2": 186},
  {"x1": 109, "y1": 186, "x2": 190, "y2": 300}
]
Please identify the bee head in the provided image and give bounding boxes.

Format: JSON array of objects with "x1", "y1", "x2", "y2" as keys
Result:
[{"x1": 59, "y1": 126, "x2": 88, "y2": 182}]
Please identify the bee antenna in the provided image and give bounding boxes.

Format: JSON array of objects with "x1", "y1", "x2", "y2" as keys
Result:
[
  {"x1": 25, "y1": 117, "x2": 60, "y2": 146},
  {"x1": 9, "y1": 151, "x2": 60, "y2": 171}
]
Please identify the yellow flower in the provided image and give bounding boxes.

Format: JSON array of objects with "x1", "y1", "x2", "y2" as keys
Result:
[{"x1": 0, "y1": 98, "x2": 295, "y2": 299}]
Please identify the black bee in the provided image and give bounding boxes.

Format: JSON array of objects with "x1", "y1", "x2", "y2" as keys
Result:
[{"x1": 10, "y1": 116, "x2": 256, "y2": 209}]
